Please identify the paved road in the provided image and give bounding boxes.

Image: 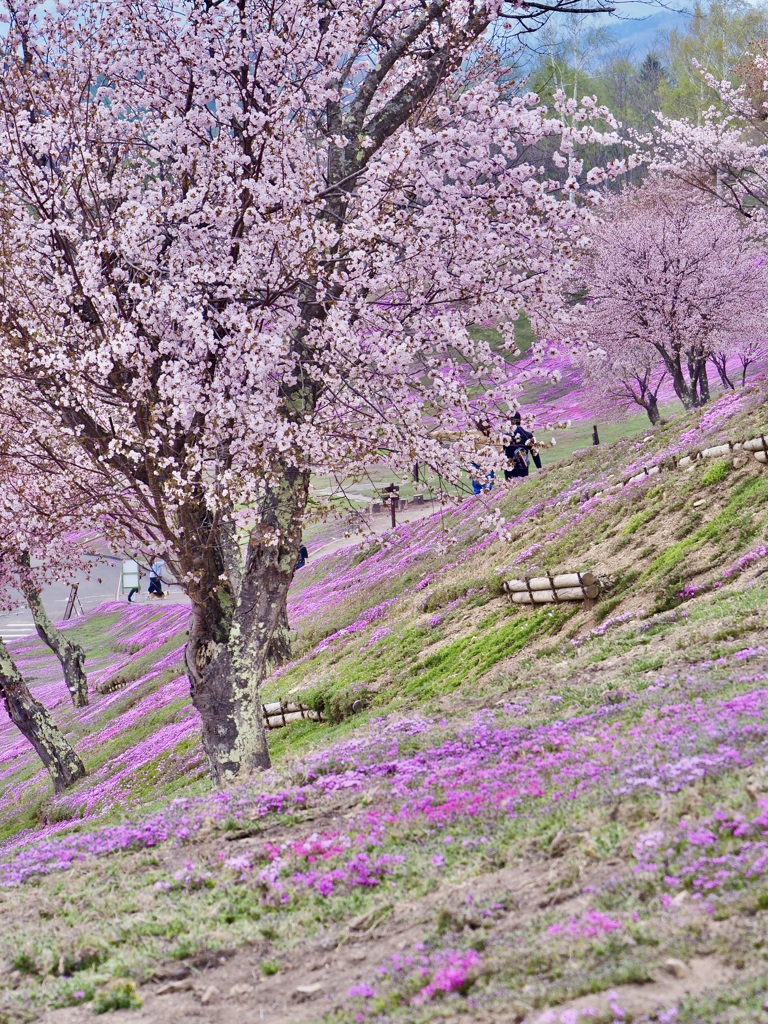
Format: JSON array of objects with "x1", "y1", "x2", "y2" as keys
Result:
[{"x1": 0, "y1": 557, "x2": 190, "y2": 643}]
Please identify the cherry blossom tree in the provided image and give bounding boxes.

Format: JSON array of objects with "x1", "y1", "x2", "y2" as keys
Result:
[
  {"x1": 710, "y1": 334, "x2": 768, "y2": 390},
  {"x1": 0, "y1": 455, "x2": 91, "y2": 791},
  {"x1": 577, "y1": 331, "x2": 667, "y2": 424},
  {"x1": 650, "y1": 66, "x2": 768, "y2": 219},
  {"x1": 0, "y1": 0, "x2": 627, "y2": 781},
  {"x1": 573, "y1": 179, "x2": 768, "y2": 413}
]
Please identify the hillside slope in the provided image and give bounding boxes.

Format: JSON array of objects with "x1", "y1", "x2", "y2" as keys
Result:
[{"x1": 1, "y1": 385, "x2": 767, "y2": 1024}]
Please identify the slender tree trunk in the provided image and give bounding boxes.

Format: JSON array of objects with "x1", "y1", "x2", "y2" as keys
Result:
[
  {"x1": 630, "y1": 372, "x2": 662, "y2": 426},
  {"x1": 22, "y1": 583, "x2": 88, "y2": 708},
  {"x1": 184, "y1": 465, "x2": 309, "y2": 782},
  {"x1": 0, "y1": 639, "x2": 86, "y2": 793},
  {"x1": 710, "y1": 353, "x2": 734, "y2": 390}
]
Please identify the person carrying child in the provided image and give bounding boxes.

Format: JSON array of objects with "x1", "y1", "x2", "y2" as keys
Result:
[{"x1": 504, "y1": 412, "x2": 542, "y2": 480}]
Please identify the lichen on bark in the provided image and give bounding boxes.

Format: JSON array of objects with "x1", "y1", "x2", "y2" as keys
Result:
[
  {"x1": 21, "y1": 573, "x2": 88, "y2": 708},
  {"x1": 0, "y1": 638, "x2": 86, "y2": 793},
  {"x1": 183, "y1": 464, "x2": 309, "y2": 782}
]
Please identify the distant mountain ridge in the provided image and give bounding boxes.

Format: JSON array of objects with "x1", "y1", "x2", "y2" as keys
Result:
[{"x1": 603, "y1": 5, "x2": 691, "y2": 54}]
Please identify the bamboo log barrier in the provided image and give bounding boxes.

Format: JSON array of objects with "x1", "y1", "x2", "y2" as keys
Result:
[
  {"x1": 505, "y1": 571, "x2": 597, "y2": 592},
  {"x1": 616, "y1": 430, "x2": 767, "y2": 488},
  {"x1": 262, "y1": 701, "x2": 326, "y2": 730},
  {"x1": 503, "y1": 572, "x2": 600, "y2": 605},
  {"x1": 510, "y1": 585, "x2": 599, "y2": 604}
]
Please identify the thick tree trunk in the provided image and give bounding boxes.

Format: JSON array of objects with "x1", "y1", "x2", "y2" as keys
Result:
[
  {"x1": 690, "y1": 356, "x2": 710, "y2": 406},
  {"x1": 23, "y1": 585, "x2": 88, "y2": 708},
  {"x1": 0, "y1": 639, "x2": 86, "y2": 793},
  {"x1": 644, "y1": 394, "x2": 661, "y2": 425},
  {"x1": 655, "y1": 347, "x2": 694, "y2": 409},
  {"x1": 184, "y1": 466, "x2": 309, "y2": 782},
  {"x1": 266, "y1": 603, "x2": 292, "y2": 674}
]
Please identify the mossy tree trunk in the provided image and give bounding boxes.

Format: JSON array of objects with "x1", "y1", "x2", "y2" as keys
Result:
[
  {"x1": 183, "y1": 465, "x2": 310, "y2": 783},
  {"x1": 21, "y1": 572, "x2": 88, "y2": 708},
  {"x1": 0, "y1": 638, "x2": 86, "y2": 793}
]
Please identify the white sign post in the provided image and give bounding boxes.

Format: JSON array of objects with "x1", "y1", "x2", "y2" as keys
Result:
[{"x1": 119, "y1": 559, "x2": 141, "y2": 600}]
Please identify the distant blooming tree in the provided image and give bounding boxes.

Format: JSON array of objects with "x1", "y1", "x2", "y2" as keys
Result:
[
  {"x1": 0, "y1": 0, "x2": 627, "y2": 781},
  {"x1": 573, "y1": 180, "x2": 768, "y2": 413},
  {"x1": 650, "y1": 58, "x2": 768, "y2": 217},
  {"x1": 576, "y1": 325, "x2": 668, "y2": 424},
  {"x1": 0, "y1": 454, "x2": 91, "y2": 791},
  {"x1": 710, "y1": 334, "x2": 768, "y2": 390},
  {"x1": 0, "y1": 478, "x2": 91, "y2": 709}
]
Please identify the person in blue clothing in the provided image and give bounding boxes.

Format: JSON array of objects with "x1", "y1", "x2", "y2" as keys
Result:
[
  {"x1": 504, "y1": 412, "x2": 542, "y2": 480},
  {"x1": 148, "y1": 556, "x2": 167, "y2": 599},
  {"x1": 470, "y1": 418, "x2": 495, "y2": 495}
]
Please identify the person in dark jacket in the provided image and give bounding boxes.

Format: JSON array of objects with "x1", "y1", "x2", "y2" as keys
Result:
[
  {"x1": 296, "y1": 543, "x2": 309, "y2": 570},
  {"x1": 504, "y1": 412, "x2": 543, "y2": 480}
]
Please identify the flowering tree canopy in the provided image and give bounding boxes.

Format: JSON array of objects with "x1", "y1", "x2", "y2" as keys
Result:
[
  {"x1": 0, "y1": 0, "x2": 626, "y2": 780},
  {"x1": 650, "y1": 60, "x2": 768, "y2": 218},
  {"x1": 572, "y1": 179, "x2": 768, "y2": 412}
]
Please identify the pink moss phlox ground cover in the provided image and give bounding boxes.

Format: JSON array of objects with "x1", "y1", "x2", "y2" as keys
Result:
[
  {"x1": 536, "y1": 994, "x2": 649, "y2": 1024},
  {"x1": 622, "y1": 384, "x2": 759, "y2": 480},
  {"x1": 679, "y1": 544, "x2": 768, "y2": 600},
  {"x1": 637, "y1": 800, "x2": 768, "y2": 907},
  {"x1": 570, "y1": 611, "x2": 645, "y2": 648},
  {"x1": 0, "y1": 603, "x2": 192, "y2": 839},
  {"x1": 215, "y1": 828, "x2": 403, "y2": 904},
  {"x1": 4, "y1": 680, "x2": 768, "y2": 890},
  {"x1": 346, "y1": 946, "x2": 482, "y2": 1012},
  {"x1": 547, "y1": 907, "x2": 627, "y2": 938}
]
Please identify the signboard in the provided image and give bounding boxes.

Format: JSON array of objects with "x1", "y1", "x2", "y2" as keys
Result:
[{"x1": 121, "y1": 559, "x2": 140, "y2": 593}]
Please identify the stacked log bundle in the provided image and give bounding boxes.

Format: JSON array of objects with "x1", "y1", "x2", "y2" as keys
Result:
[
  {"x1": 503, "y1": 571, "x2": 599, "y2": 605},
  {"x1": 262, "y1": 701, "x2": 326, "y2": 730},
  {"x1": 744, "y1": 435, "x2": 768, "y2": 464}
]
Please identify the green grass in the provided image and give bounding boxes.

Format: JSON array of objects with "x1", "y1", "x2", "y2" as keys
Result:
[
  {"x1": 648, "y1": 475, "x2": 768, "y2": 583},
  {"x1": 700, "y1": 458, "x2": 731, "y2": 486}
]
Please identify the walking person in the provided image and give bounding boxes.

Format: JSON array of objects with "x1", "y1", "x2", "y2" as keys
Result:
[
  {"x1": 504, "y1": 412, "x2": 542, "y2": 480},
  {"x1": 296, "y1": 542, "x2": 309, "y2": 570},
  {"x1": 148, "y1": 556, "x2": 167, "y2": 599},
  {"x1": 470, "y1": 417, "x2": 495, "y2": 495}
]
